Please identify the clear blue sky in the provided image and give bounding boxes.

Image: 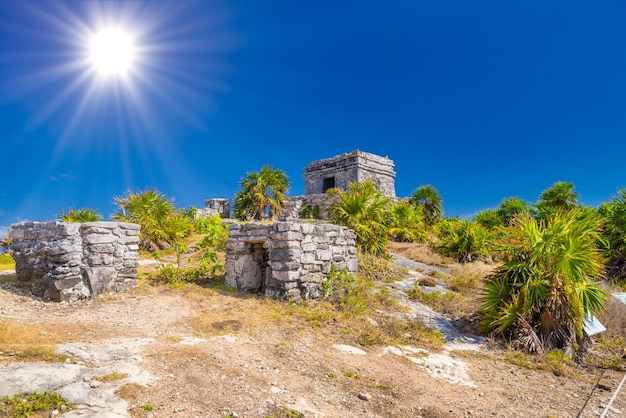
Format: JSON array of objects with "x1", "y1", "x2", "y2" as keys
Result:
[{"x1": 2, "y1": 0, "x2": 626, "y2": 235}]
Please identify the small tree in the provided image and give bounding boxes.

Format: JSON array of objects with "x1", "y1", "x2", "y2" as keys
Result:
[
  {"x1": 387, "y1": 200, "x2": 427, "y2": 243},
  {"x1": 535, "y1": 181, "x2": 579, "y2": 220},
  {"x1": 409, "y1": 184, "x2": 443, "y2": 226},
  {"x1": 112, "y1": 188, "x2": 193, "y2": 256},
  {"x1": 233, "y1": 165, "x2": 290, "y2": 221},
  {"x1": 480, "y1": 210, "x2": 607, "y2": 356},
  {"x1": 329, "y1": 180, "x2": 390, "y2": 255},
  {"x1": 58, "y1": 208, "x2": 103, "y2": 223}
]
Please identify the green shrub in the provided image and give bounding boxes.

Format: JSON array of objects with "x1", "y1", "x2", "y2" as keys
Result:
[
  {"x1": 0, "y1": 254, "x2": 14, "y2": 265},
  {"x1": 194, "y1": 215, "x2": 229, "y2": 251},
  {"x1": 58, "y1": 207, "x2": 103, "y2": 223},
  {"x1": 434, "y1": 219, "x2": 494, "y2": 262},
  {"x1": 0, "y1": 391, "x2": 74, "y2": 417}
]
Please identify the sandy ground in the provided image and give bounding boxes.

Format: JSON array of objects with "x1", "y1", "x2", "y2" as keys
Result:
[{"x1": 0, "y1": 263, "x2": 625, "y2": 418}]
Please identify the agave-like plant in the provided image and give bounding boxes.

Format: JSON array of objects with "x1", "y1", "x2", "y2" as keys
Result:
[
  {"x1": 329, "y1": 180, "x2": 390, "y2": 255},
  {"x1": 479, "y1": 209, "x2": 607, "y2": 356}
]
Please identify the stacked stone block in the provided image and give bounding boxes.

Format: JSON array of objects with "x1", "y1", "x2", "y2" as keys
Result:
[
  {"x1": 280, "y1": 193, "x2": 339, "y2": 221},
  {"x1": 10, "y1": 221, "x2": 140, "y2": 302},
  {"x1": 225, "y1": 221, "x2": 357, "y2": 301},
  {"x1": 303, "y1": 150, "x2": 396, "y2": 198}
]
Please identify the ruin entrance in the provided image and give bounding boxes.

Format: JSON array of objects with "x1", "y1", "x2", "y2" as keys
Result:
[
  {"x1": 323, "y1": 177, "x2": 335, "y2": 192},
  {"x1": 241, "y1": 240, "x2": 269, "y2": 293}
]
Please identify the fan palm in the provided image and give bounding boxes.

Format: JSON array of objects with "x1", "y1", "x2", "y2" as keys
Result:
[
  {"x1": 480, "y1": 209, "x2": 607, "y2": 355},
  {"x1": 535, "y1": 182, "x2": 579, "y2": 220},
  {"x1": 58, "y1": 207, "x2": 103, "y2": 223},
  {"x1": 409, "y1": 184, "x2": 442, "y2": 225},
  {"x1": 329, "y1": 180, "x2": 390, "y2": 255},
  {"x1": 387, "y1": 200, "x2": 427, "y2": 243},
  {"x1": 233, "y1": 165, "x2": 290, "y2": 221}
]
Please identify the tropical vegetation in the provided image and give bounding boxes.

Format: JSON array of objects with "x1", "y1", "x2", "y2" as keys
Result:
[
  {"x1": 58, "y1": 207, "x2": 103, "y2": 223},
  {"x1": 233, "y1": 165, "x2": 290, "y2": 221}
]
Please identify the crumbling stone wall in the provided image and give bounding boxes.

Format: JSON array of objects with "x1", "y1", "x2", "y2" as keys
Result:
[
  {"x1": 10, "y1": 221, "x2": 140, "y2": 302},
  {"x1": 304, "y1": 150, "x2": 396, "y2": 198},
  {"x1": 281, "y1": 193, "x2": 339, "y2": 221},
  {"x1": 197, "y1": 198, "x2": 231, "y2": 219},
  {"x1": 225, "y1": 221, "x2": 357, "y2": 301}
]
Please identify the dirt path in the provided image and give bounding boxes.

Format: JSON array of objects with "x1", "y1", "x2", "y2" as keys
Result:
[{"x1": 1, "y1": 271, "x2": 625, "y2": 417}]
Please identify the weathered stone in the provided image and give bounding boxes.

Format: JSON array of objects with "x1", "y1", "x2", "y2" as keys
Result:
[
  {"x1": 225, "y1": 220, "x2": 357, "y2": 301},
  {"x1": 9, "y1": 221, "x2": 140, "y2": 302}
]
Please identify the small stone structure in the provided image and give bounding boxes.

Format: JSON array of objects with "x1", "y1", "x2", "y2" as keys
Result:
[
  {"x1": 281, "y1": 193, "x2": 339, "y2": 220},
  {"x1": 304, "y1": 150, "x2": 396, "y2": 198},
  {"x1": 10, "y1": 221, "x2": 140, "y2": 302},
  {"x1": 197, "y1": 198, "x2": 231, "y2": 219},
  {"x1": 225, "y1": 221, "x2": 357, "y2": 301}
]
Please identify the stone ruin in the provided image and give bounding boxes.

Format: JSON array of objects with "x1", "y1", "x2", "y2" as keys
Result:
[
  {"x1": 196, "y1": 198, "x2": 231, "y2": 219},
  {"x1": 304, "y1": 149, "x2": 396, "y2": 198},
  {"x1": 224, "y1": 221, "x2": 357, "y2": 301},
  {"x1": 282, "y1": 150, "x2": 396, "y2": 220},
  {"x1": 10, "y1": 221, "x2": 140, "y2": 302}
]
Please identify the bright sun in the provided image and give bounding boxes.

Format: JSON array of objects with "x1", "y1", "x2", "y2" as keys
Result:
[{"x1": 89, "y1": 28, "x2": 135, "y2": 76}]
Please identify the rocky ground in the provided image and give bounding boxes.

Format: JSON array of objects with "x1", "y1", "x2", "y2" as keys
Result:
[{"x1": 0, "y1": 253, "x2": 625, "y2": 418}]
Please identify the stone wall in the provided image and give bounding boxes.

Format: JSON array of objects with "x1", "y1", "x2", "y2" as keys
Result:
[
  {"x1": 280, "y1": 193, "x2": 339, "y2": 221},
  {"x1": 10, "y1": 221, "x2": 140, "y2": 302},
  {"x1": 303, "y1": 150, "x2": 396, "y2": 198},
  {"x1": 224, "y1": 221, "x2": 357, "y2": 301},
  {"x1": 197, "y1": 198, "x2": 231, "y2": 219}
]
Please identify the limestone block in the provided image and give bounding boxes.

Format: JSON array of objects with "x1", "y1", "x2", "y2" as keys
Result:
[
  {"x1": 308, "y1": 272, "x2": 326, "y2": 283},
  {"x1": 301, "y1": 252, "x2": 315, "y2": 264},
  {"x1": 266, "y1": 277, "x2": 298, "y2": 290},
  {"x1": 275, "y1": 222, "x2": 301, "y2": 232},
  {"x1": 300, "y1": 223, "x2": 315, "y2": 234},
  {"x1": 301, "y1": 243, "x2": 317, "y2": 252},
  {"x1": 271, "y1": 231, "x2": 303, "y2": 241},
  {"x1": 84, "y1": 267, "x2": 117, "y2": 295},
  {"x1": 347, "y1": 258, "x2": 358, "y2": 272},
  {"x1": 315, "y1": 250, "x2": 332, "y2": 262},
  {"x1": 272, "y1": 270, "x2": 300, "y2": 282},
  {"x1": 284, "y1": 288, "x2": 301, "y2": 301},
  {"x1": 269, "y1": 260, "x2": 302, "y2": 271},
  {"x1": 301, "y1": 283, "x2": 323, "y2": 300},
  {"x1": 82, "y1": 233, "x2": 117, "y2": 245}
]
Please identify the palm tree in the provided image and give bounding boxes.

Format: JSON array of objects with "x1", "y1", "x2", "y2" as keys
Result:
[
  {"x1": 58, "y1": 207, "x2": 103, "y2": 223},
  {"x1": 409, "y1": 184, "x2": 443, "y2": 225},
  {"x1": 329, "y1": 180, "x2": 390, "y2": 255},
  {"x1": 233, "y1": 165, "x2": 290, "y2": 221},
  {"x1": 113, "y1": 188, "x2": 192, "y2": 251},
  {"x1": 479, "y1": 209, "x2": 607, "y2": 356},
  {"x1": 535, "y1": 182, "x2": 579, "y2": 220},
  {"x1": 387, "y1": 200, "x2": 427, "y2": 243},
  {"x1": 598, "y1": 188, "x2": 626, "y2": 281}
]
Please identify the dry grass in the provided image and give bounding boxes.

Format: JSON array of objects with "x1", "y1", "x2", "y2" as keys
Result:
[
  {"x1": 97, "y1": 372, "x2": 129, "y2": 382},
  {"x1": 0, "y1": 319, "x2": 73, "y2": 363},
  {"x1": 387, "y1": 242, "x2": 454, "y2": 266}
]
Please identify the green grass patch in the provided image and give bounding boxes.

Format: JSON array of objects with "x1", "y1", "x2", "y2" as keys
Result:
[{"x1": 0, "y1": 391, "x2": 75, "y2": 417}]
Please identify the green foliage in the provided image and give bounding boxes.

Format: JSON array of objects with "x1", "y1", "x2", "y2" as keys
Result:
[
  {"x1": 300, "y1": 204, "x2": 321, "y2": 219},
  {"x1": 434, "y1": 218, "x2": 494, "y2": 263},
  {"x1": 112, "y1": 188, "x2": 193, "y2": 258},
  {"x1": 58, "y1": 207, "x2": 103, "y2": 223},
  {"x1": 324, "y1": 266, "x2": 373, "y2": 316},
  {"x1": 535, "y1": 181, "x2": 579, "y2": 220},
  {"x1": 194, "y1": 215, "x2": 229, "y2": 251},
  {"x1": 386, "y1": 200, "x2": 427, "y2": 243},
  {"x1": 141, "y1": 404, "x2": 154, "y2": 411},
  {"x1": 329, "y1": 180, "x2": 390, "y2": 255},
  {"x1": 233, "y1": 165, "x2": 290, "y2": 221},
  {"x1": 409, "y1": 184, "x2": 443, "y2": 225},
  {"x1": 598, "y1": 188, "x2": 626, "y2": 281},
  {"x1": 0, "y1": 391, "x2": 74, "y2": 417},
  {"x1": 0, "y1": 253, "x2": 14, "y2": 265},
  {"x1": 479, "y1": 210, "x2": 607, "y2": 355}
]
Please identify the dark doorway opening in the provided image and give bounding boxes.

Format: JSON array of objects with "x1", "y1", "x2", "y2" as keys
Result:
[
  {"x1": 323, "y1": 177, "x2": 335, "y2": 192},
  {"x1": 248, "y1": 241, "x2": 269, "y2": 293}
]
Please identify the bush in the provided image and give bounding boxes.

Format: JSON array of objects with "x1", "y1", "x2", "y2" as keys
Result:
[
  {"x1": 0, "y1": 253, "x2": 14, "y2": 265},
  {"x1": 434, "y1": 219, "x2": 494, "y2": 263}
]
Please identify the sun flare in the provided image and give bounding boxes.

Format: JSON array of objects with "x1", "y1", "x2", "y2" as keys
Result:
[{"x1": 89, "y1": 28, "x2": 135, "y2": 76}]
